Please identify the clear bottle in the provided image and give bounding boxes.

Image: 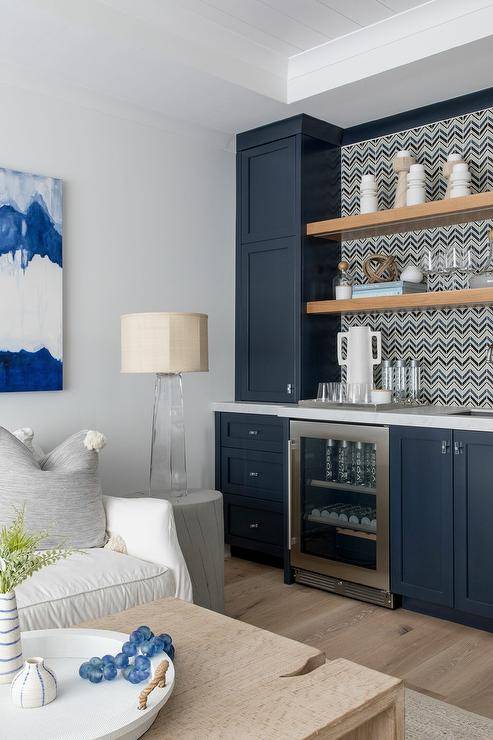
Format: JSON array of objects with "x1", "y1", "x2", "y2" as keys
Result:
[
  {"x1": 408, "y1": 359, "x2": 421, "y2": 404},
  {"x1": 333, "y1": 261, "x2": 353, "y2": 300},
  {"x1": 325, "y1": 439, "x2": 337, "y2": 482},
  {"x1": 337, "y1": 440, "x2": 352, "y2": 484},
  {"x1": 364, "y1": 443, "x2": 377, "y2": 489},
  {"x1": 381, "y1": 359, "x2": 393, "y2": 393},
  {"x1": 352, "y1": 441, "x2": 366, "y2": 486},
  {"x1": 393, "y1": 359, "x2": 407, "y2": 403}
]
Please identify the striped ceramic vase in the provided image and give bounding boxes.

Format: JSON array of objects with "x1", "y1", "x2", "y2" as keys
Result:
[
  {"x1": 11, "y1": 657, "x2": 57, "y2": 708},
  {"x1": 0, "y1": 590, "x2": 23, "y2": 684}
]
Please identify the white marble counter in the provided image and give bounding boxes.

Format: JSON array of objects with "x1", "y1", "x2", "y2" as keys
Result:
[{"x1": 212, "y1": 401, "x2": 493, "y2": 432}]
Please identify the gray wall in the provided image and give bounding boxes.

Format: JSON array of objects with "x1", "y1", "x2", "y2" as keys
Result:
[{"x1": 0, "y1": 84, "x2": 235, "y2": 494}]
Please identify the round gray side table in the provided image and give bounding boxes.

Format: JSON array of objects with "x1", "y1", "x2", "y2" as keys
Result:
[
  {"x1": 170, "y1": 489, "x2": 224, "y2": 614},
  {"x1": 120, "y1": 489, "x2": 224, "y2": 613}
]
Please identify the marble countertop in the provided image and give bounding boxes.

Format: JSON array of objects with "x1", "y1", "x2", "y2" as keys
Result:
[{"x1": 212, "y1": 401, "x2": 493, "y2": 432}]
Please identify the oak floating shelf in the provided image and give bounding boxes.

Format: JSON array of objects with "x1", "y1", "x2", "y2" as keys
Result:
[
  {"x1": 306, "y1": 288, "x2": 493, "y2": 315},
  {"x1": 307, "y1": 192, "x2": 493, "y2": 240}
]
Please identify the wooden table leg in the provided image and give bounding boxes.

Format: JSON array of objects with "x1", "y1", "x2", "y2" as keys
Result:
[{"x1": 339, "y1": 685, "x2": 405, "y2": 740}]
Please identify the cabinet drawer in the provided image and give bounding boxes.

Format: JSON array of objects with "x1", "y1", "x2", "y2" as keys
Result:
[
  {"x1": 221, "y1": 448, "x2": 283, "y2": 501},
  {"x1": 220, "y1": 413, "x2": 284, "y2": 452},
  {"x1": 224, "y1": 495, "x2": 283, "y2": 552}
]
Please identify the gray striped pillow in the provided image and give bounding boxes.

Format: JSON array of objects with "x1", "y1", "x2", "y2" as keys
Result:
[{"x1": 0, "y1": 427, "x2": 106, "y2": 549}]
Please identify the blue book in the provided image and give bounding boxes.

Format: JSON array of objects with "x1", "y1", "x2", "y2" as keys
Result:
[{"x1": 353, "y1": 281, "x2": 426, "y2": 297}]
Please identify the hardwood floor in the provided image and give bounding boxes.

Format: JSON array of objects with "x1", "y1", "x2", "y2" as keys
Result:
[{"x1": 224, "y1": 557, "x2": 493, "y2": 720}]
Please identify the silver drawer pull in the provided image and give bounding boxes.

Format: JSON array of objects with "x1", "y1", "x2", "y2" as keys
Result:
[
  {"x1": 249, "y1": 471, "x2": 260, "y2": 478},
  {"x1": 248, "y1": 430, "x2": 259, "y2": 436},
  {"x1": 249, "y1": 522, "x2": 260, "y2": 529}
]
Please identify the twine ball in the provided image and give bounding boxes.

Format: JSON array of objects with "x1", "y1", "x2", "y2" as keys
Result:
[{"x1": 363, "y1": 254, "x2": 398, "y2": 283}]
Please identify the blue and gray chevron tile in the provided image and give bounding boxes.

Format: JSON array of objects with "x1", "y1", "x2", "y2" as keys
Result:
[{"x1": 340, "y1": 106, "x2": 493, "y2": 407}]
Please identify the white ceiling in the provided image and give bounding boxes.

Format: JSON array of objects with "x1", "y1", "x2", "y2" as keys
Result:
[
  {"x1": 175, "y1": 0, "x2": 430, "y2": 56},
  {"x1": 0, "y1": 0, "x2": 492, "y2": 147}
]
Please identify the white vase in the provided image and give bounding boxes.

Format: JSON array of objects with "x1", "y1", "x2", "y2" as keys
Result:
[
  {"x1": 11, "y1": 657, "x2": 57, "y2": 708},
  {"x1": 450, "y1": 162, "x2": 471, "y2": 197},
  {"x1": 360, "y1": 174, "x2": 378, "y2": 213},
  {"x1": 0, "y1": 591, "x2": 23, "y2": 685},
  {"x1": 406, "y1": 163, "x2": 426, "y2": 205}
]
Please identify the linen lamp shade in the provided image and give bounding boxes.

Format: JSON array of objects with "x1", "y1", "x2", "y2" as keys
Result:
[{"x1": 121, "y1": 312, "x2": 208, "y2": 374}]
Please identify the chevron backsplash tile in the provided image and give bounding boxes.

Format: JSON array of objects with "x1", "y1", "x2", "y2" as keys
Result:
[{"x1": 341, "y1": 107, "x2": 493, "y2": 407}]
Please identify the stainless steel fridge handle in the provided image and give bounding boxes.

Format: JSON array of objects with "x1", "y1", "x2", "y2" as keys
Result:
[{"x1": 287, "y1": 439, "x2": 293, "y2": 550}]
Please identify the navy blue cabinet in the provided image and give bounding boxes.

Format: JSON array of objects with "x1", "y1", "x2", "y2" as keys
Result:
[
  {"x1": 390, "y1": 427, "x2": 454, "y2": 607},
  {"x1": 216, "y1": 412, "x2": 289, "y2": 562},
  {"x1": 237, "y1": 237, "x2": 298, "y2": 403},
  {"x1": 239, "y1": 138, "x2": 298, "y2": 243},
  {"x1": 235, "y1": 115, "x2": 342, "y2": 403},
  {"x1": 454, "y1": 431, "x2": 493, "y2": 619},
  {"x1": 391, "y1": 426, "x2": 493, "y2": 628}
]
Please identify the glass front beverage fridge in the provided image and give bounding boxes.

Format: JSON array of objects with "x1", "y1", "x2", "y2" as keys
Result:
[{"x1": 289, "y1": 421, "x2": 393, "y2": 607}]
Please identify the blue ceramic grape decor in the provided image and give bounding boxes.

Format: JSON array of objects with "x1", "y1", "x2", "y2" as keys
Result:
[
  {"x1": 122, "y1": 641, "x2": 138, "y2": 656},
  {"x1": 78, "y1": 625, "x2": 174, "y2": 685},
  {"x1": 115, "y1": 652, "x2": 129, "y2": 669},
  {"x1": 103, "y1": 664, "x2": 118, "y2": 681}
]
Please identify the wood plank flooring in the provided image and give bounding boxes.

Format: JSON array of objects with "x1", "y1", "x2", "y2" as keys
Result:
[{"x1": 224, "y1": 557, "x2": 493, "y2": 720}]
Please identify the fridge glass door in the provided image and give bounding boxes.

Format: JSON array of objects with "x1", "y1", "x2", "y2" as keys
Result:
[{"x1": 290, "y1": 421, "x2": 389, "y2": 590}]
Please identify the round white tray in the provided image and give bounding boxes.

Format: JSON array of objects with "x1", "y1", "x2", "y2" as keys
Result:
[{"x1": 0, "y1": 628, "x2": 175, "y2": 740}]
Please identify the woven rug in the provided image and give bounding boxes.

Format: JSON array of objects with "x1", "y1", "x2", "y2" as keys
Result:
[{"x1": 406, "y1": 689, "x2": 493, "y2": 739}]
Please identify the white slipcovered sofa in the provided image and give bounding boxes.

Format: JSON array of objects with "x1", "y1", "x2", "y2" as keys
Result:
[{"x1": 15, "y1": 496, "x2": 193, "y2": 631}]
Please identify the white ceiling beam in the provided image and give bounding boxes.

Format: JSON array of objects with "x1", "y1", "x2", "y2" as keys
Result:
[
  {"x1": 287, "y1": 0, "x2": 493, "y2": 102},
  {"x1": 17, "y1": 0, "x2": 288, "y2": 101}
]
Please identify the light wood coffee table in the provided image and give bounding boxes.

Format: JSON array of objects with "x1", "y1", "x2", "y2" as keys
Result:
[{"x1": 81, "y1": 598, "x2": 403, "y2": 739}]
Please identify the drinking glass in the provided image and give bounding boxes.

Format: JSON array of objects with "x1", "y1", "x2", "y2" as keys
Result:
[
  {"x1": 329, "y1": 382, "x2": 344, "y2": 403},
  {"x1": 316, "y1": 383, "x2": 330, "y2": 402},
  {"x1": 347, "y1": 383, "x2": 371, "y2": 404},
  {"x1": 421, "y1": 248, "x2": 443, "y2": 275}
]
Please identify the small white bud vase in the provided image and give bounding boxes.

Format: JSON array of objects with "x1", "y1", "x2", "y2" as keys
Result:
[
  {"x1": 0, "y1": 591, "x2": 23, "y2": 685},
  {"x1": 450, "y1": 162, "x2": 471, "y2": 198},
  {"x1": 11, "y1": 657, "x2": 57, "y2": 708},
  {"x1": 359, "y1": 174, "x2": 378, "y2": 214},
  {"x1": 406, "y1": 163, "x2": 426, "y2": 206}
]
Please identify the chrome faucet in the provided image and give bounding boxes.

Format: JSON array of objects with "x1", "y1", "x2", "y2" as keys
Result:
[{"x1": 487, "y1": 344, "x2": 493, "y2": 365}]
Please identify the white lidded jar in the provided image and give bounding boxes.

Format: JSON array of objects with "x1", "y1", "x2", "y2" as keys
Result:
[
  {"x1": 359, "y1": 174, "x2": 378, "y2": 214},
  {"x1": 406, "y1": 163, "x2": 426, "y2": 206},
  {"x1": 11, "y1": 656, "x2": 57, "y2": 708},
  {"x1": 450, "y1": 162, "x2": 471, "y2": 198}
]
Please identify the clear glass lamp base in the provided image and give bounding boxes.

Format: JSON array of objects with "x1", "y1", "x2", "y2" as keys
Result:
[{"x1": 149, "y1": 373, "x2": 187, "y2": 498}]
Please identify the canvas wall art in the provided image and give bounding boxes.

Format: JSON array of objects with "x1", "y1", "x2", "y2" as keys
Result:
[{"x1": 0, "y1": 167, "x2": 62, "y2": 391}]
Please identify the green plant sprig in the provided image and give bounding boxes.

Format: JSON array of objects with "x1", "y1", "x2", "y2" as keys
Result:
[{"x1": 0, "y1": 507, "x2": 74, "y2": 594}]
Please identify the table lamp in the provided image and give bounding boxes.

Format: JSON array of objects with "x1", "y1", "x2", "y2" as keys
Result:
[{"x1": 121, "y1": 312, "x2": 208, "y2": 498}]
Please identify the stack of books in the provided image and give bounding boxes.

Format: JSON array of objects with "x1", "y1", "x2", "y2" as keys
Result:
[{"x1": 352, "y1": 281, "x2": 427, "y2": 298}]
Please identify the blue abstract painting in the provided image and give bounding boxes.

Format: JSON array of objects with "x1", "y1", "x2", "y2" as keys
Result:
[{"x1": 0, "y1": 167, "x2": 62, "y2": 391}]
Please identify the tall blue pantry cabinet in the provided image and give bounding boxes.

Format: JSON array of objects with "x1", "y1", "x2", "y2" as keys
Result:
[{"x1": 235, "y1": 115, "x2": 342, "y2": 403}]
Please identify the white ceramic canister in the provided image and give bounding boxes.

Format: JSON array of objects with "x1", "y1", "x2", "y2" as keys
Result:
[
  {"x1": 360, "y1": 174, "x2": 378, "y2": 214},
  {"x1": 450, "y1": 162, "x2": 471, "y2": 198},
  {"x1": 0, "y1": 591, "x2": 23, "y2": 685},
  {"x1": 406, "y1": 164, "x2": 426, "y2": 206},
  {"x1": 11, "y1": 657, "x2": 57, "y2": 708}
]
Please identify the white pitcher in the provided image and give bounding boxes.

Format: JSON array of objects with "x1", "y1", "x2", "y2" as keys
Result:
[{"x1": 337, "y1": 326, "x2": 381, "y2": 386}]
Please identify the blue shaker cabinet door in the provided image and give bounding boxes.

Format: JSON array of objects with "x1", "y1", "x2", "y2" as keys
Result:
[
  {"x1": 454, "y1": 431, "x2": 493, "y2": 619},
  {"x1": 390, "y1": 427, "x2": 454, "y2": 606},
  {"x1": 239, "y1": 138, "x2": 298, "y2": 243},
  {"x1": 237, "y1": 238, "x2": 298, "y2": 403}
]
